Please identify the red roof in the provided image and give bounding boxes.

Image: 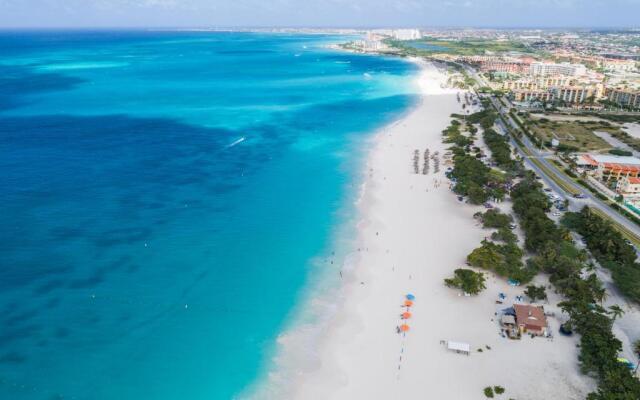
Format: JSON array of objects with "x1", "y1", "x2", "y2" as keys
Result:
[
  {"x1": 514, "y1": 304, "x2": 547, "y2": 332},
  {"x1": 602, "y1": 163, "x2": 640, "y2": 173},
  {"x1": 628, "y1": 177, "x2": 640, "y2": 184},
  {"x1": 581, "y1": 154, "x2": 598, "y2": 166}
]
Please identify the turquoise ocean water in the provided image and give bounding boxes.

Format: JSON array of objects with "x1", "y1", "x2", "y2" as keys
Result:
[{"x1": 0, "y1": 31, "x2": 418, "y2": 399}]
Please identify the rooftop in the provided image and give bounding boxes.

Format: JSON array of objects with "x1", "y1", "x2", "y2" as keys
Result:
[
  {"x1": 578, "y1": 154, "x2": 640, "y2": 168},
  {"x1": 514, "y1": 304, "x2": 547, "y2": 331}
]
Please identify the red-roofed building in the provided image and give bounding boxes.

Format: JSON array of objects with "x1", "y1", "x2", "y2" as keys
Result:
[
  {"x1": 617, "y1": 176, "x2": 640, "y2": 204},
  {"x1": 576, "y1": 154, "x2": 640, "y2": 181},
  {"x1": 514, "y1": 304, "x2": 548, "y2": 336}
]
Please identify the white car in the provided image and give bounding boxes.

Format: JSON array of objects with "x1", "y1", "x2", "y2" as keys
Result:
[{"x1": 552, "y1": 212, "x2": 561, "y2": 217}]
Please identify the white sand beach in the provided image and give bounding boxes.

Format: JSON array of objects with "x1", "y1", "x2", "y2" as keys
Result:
[{"x1": 277, "y1": 61, "x2": 595, "y2": 400}]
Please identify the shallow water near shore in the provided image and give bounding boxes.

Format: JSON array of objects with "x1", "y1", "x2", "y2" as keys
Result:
[{"x1": 0, "y1": 31, "x2": 418, "y2": 399}]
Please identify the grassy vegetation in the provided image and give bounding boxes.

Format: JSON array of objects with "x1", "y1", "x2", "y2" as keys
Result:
[
  {"x1": 525, "y1": 115, "x2": 640, "y2": 154},
  {"x1": 403, "y1": 37, "x2": 532, "y2": 56},
  {"x1": 528, "y1": 118, "x2": 620, "y2": 152},
  {"x1": 594, "y1": 114, "x2": 640, "y2": 124}
]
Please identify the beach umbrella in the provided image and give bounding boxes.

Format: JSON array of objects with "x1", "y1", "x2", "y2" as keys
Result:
[
  {"x1": 406, "y1": 294, "x2": 415, "y2": 301},
  {"x1": 402, "y1": 312, "x2": 412, "y2": 319},
  {"x1": 400, "y1": 324, "x2": 410, "y2": 332},
  {"x1": 404, "y1": 300, "x2": 413, "y2": 307}
]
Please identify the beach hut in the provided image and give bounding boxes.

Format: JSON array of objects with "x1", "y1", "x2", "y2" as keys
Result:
[
  {"x1": 446, "y1": 341, "x2": 470, "y2": 356},
  {"x1": 514, "y1": 304, "x2": 548, "y2": 336}
]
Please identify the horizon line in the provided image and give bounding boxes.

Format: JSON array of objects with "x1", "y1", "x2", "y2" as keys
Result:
[{"x1": 1, "y1": 25, "x2": 640, "y2": 31}]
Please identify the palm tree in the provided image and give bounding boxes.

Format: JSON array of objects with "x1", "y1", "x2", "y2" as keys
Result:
[
  {"x1": 608, "y1": 304, "x2": 625, "y2": 322},
  {"x1": 593, "y1": 285, "x2": 607, "y2": 306}
]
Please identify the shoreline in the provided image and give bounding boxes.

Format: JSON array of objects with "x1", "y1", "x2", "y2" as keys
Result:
[
  {"x1": 237, "y1": 55, "x2": 427, "y2": 400},
  {"x1": 246, "y1": 59, "x2": 594, "y2": 400}
]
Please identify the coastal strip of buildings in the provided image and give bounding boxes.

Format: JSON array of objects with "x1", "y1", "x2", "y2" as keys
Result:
[{"x1": 346, "y1": 29, "x2": 640, "y2": 111}]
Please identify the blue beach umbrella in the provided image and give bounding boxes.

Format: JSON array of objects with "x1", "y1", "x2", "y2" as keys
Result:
[{"x1": 406, "y1": 294, "x2": 415, "y2": 301}]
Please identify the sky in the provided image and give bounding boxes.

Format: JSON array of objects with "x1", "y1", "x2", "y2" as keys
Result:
[{"x1": 0, "y1": 0, "x2": 639, "y2": 28}]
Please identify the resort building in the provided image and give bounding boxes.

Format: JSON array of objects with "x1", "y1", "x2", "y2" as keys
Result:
[
  {"x1": 576, "y1": 154, "x2": 640, "y2": 181},
  {"x1": 554, "y1": 85, "x2": 602, "y2": 103},
  {"x1": 458, "y1": 56, "x2": 531, "y2": 75},
  {"x1": 605, "y1": 87, "x2": 640, "y2": 109},
  {"x1": 510, "y1": 84, "x2": 602, "y2": 104},
  {"x1": 502, "y1": 76, "x2": 577, "y2": 91},
  {"x1": 513, "y1": 304, "x2": 548, "y2": 336},
  {"x1": 616, "y1": 176, "x2": 640, "y2": 205},
  {"x1": 480, "y1": 60, "x2": 530, "y2": 74},
  {"x1": 352, "y1": 39, "x2": 387, "y2": 52},
  {"x1": 391, "y1": 29, "x2": 421, "y2": 41},
  {"x1": 512, "y1": 89, "x2": 554, "y2": 102},
  {"x1": 602, "y1": 59, "x2": 637, "y2": 73},
  {"x1": 530, "y1": 62, "x2": 587, "y2": 77}
]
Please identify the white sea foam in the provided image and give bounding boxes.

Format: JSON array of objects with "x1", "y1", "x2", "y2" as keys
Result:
[
  {"x1": 226, "y1": 137, "x2": 246, "y2": 148},
  {"x1": 38, "y1": 61, "x2": 129, "y2": 71}
]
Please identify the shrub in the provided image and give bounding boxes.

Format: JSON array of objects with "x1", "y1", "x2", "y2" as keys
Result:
[
  {"x1": 609, "y1": 148, "x2": 633, "y2": 157},
  {"x1": 484, "y1": 387, "x2": 494, "y2": 398}
]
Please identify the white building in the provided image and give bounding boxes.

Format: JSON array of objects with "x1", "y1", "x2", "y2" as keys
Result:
[
  {"x1": 392, "y1": 29, "x2": 421, "y2": 41},
  {"x1": 353, "y1": 39, "x2": 386, "y2": 52},
  {"x1": 530, "y1": 62, "x2": 587, "y2": 77},
  {"x1": 617, "y1": 176, "x2": 640, "y2": 206},
  {"x1": 602, "y1": 59, "x2": 637, "y2": 73}
]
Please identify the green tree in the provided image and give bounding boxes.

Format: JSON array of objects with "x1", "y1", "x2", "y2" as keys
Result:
[
  {"x1": 608, "y1": 304, "x2": 625, "y2": 322},
  {"x1": 525, "y1": 285, "x2": 547, "y2": 302},
  {"x1": 444, "y1": 269, "x2": 487, "y2": 295},
  {"x1": 467, "y1": 241, "x2": 503, "y2": 270},
  {"x1": 479, "y1": 209, "x2": 513, "y2": 229}
]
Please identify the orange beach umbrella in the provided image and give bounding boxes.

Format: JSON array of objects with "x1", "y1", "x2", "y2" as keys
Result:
[
  {"x1": 404, "y1": 300, "x2": 413, "y2": 307},
  {"x1": 400, "y1": 324, "x2": 410, "y2": 332},
  {"x1": 401, "y1": 312, "x2": 412, "y2": 319}
]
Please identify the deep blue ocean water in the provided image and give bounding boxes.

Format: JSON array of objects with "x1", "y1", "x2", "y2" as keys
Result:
[{"x1": 0, "y1": 30, "x2": 417, "y2": 399}]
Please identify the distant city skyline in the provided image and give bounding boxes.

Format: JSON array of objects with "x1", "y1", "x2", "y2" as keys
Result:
[{"x1": 1, "y1": 0, "x2": 640, "y2": 29}]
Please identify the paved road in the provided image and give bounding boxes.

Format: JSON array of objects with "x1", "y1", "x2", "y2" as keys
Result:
[
  {"x1": 490, "y1": 96, "x2": 640, "y2": 238},
  {"x1": 457, "y1": 62, "x2": 640, "y2": 237}
]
